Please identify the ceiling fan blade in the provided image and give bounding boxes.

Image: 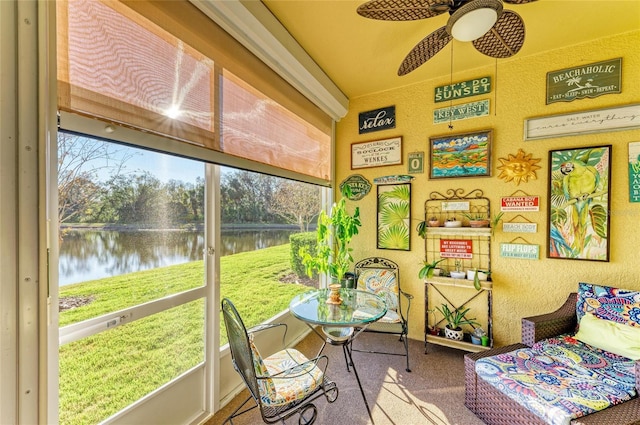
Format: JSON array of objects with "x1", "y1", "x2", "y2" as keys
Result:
[
  {"x1": 503, "y1": 0, "x2": 538, "y2": 4},
  {"x1": 357, "y1": 0, "x2": 447, "y2": 21},
  {"x1": 398, "y1": 26, "x2": 452, "y2": 76},
  {"x1": 472, "y1": 10, "x2": 525, "y2": 58}
]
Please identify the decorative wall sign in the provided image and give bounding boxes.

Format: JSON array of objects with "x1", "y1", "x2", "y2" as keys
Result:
[
  {"x1": 548, "y1": 145, "x2": 611, "y2": 262},
  {"x1": 440, "y1": 239, "x2": 473, "y2": 259},
  {"x1": 429, "y1": 129, "x2": 492, "y2": 179},
  {"x1": 524, "y1": 104, "x2": 640, "y2": 141},
  {"x1": 351, "y1": 136, "x2": 402, "y2": 169},
  {"x1": 442, "y1": 201, "x2": 470, "y2": 211},
  {"x1": 503, "y1": 214, "x2": 538, "y2": 233},
  {"x1": 500, "y1": 243, "x2": 540, "y2": 260},
  {"x1": 503, "y1": 222, "x2": 538, "y2": 233},
  {"x1": 434, "y1": 76, "x2": 491, "y2": 103},
  {"x1": 358, "y1": 105, "x2": 396, "y2": 134},
  {"x1": 433, "y1": 99, "x2": 490, "y2": 124},
  {"x1": 501, "y1": 196, "x2": 540, "y2": 212},
  {"x1": 629, "y1": 142, "x2": 640, "y2": 203},
  {"x1": 377, "y1": 183, "x2": 411, "y2": 251},
  {"x1": 373, "y1": 175, "x2": 413, "y2": 184},
  {"x1": 496, "y1": 149, "x2": 541, "y2": 185},
  {"x1": 546, "y1": 58, "x2": 621, "y2": 104},
  {"x1": 339, "y1": 174, "x2": 372, "y2": 201},
  {"x1": 408, "y1": 151, "x2": 424, "y2": 174}
]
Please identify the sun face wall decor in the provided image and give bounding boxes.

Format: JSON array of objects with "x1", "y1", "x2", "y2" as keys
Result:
[{"x1": 497, "y1": 148, "x2": 541, "y2": 185}]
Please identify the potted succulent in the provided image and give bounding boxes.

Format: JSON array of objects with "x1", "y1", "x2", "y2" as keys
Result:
[
  {"x1": 427, "y1": 216, "x2": 440, "y2": 227},
  {"x1": 436, "y1": 303, "x2": 480, "y2": 341},
  {"x1": 300, "y1": 186, "x2": 362, "y2": 288},
  {"x1": 444, "y1": 216, "x2": 462, "y2": 228},
  {"x1": 462, "y1": 212, "x2": 490, "y2": 228}
]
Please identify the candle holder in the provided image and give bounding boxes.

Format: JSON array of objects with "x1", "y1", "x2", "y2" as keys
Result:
[{"x1": 326, "y1": 283, "x2": 342, "y2": 305}]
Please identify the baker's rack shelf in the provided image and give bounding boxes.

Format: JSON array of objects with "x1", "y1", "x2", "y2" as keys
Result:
[{"x1": 423, "y1": 188, "x2": 493, "y2": 353}]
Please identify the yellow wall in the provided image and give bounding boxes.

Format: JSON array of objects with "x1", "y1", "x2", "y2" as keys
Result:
[{"x1": 335, "y1": 30, "x2": 640, "y2": 346}]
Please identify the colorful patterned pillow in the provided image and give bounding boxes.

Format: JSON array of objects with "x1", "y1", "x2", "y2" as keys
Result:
[
  {"x1": 576, "y1": 282, "x2": 640, "y2": 328},
  {"x1": 248, "y1": 334, "x2": 276, "y2": 399},
  {"x1": 357, "y1": 268, "x2": 399, "y2": 311}
]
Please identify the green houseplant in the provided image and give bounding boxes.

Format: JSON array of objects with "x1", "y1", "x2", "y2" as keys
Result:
[
  {"x1": 435, "y1": 303, "x2": 479, "y2": 341},
  {"x1": 418, "y1": 258, "x2": 445, "y2": 280},
  {"x1": 300, "y1": 186, "x2": 361, "y2": 286}
]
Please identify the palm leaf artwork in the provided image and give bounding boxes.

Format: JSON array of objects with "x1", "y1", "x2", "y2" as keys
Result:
[
  {"x1": 377, "y1": 183, "x2": 410, "y2": 250},
  {"x1": 378, "y1": 224, "x2": 410, "y2": 250}
]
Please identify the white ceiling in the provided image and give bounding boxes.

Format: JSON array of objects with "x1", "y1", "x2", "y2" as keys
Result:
[{"x1": 261, "y1": 0, "x2": 640, "y2": 99}]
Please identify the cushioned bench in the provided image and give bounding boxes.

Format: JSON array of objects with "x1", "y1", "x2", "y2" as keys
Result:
[{"x1": 465, "y1": 283, "x2": 640, "y2": 425}]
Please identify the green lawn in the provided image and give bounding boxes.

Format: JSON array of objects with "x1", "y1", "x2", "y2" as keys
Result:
[{"x1": 58, "y1": 243, "x2": 313, "y2": 424}]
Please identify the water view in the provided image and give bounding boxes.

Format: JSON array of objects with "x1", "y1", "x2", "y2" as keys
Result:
[{"x1": 59, "y1": 229, "x2": 299, "y2": 286}]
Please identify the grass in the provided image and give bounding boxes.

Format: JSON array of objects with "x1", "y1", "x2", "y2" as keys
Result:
[{"x1": 59, "y1": 243, "x2": 313, "y2": 424}]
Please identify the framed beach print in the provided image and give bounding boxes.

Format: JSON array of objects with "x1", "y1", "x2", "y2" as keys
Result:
[
  {"x1": 377, "y1": 183, "x2": 411, "y2": 251},
  {"x1": 429, "y1": 130, "x2": 492, "y2": 179},
  {"x1": 547, "y1": 145, "x2": 611, "y2": 261}
]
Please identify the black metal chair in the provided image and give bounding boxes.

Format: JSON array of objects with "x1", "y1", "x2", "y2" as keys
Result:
[
  {"x1": 351, "y1": 257, "x2": 413, "y2": 372},
  {"x1": 221, "y1": 298, "x2": 338, "y2": 424}
]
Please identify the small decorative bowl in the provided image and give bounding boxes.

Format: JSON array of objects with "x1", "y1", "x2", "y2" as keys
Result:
[
  {"x1": 450, "y1": 271, "x2": 466, "y2": 279},
  {"x1": 444, "y1": 220, "x2": 462, "y2": 228}
]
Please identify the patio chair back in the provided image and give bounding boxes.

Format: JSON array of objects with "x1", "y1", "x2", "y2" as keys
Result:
[
  {"x1": 221, "y1": 298, "x2": 261, "y2": 401},
  {"x1": 353, "y1": 257, "x2": 413, "y2": 372}
]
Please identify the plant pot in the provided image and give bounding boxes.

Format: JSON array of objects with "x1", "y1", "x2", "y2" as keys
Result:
[
  {"x1": 444, "y1": 220, "x2": 462, "y2": 228},
  {"x1": 341, "y1": 275, "x2": 355, "y2": 289},
  {"x1": 469, "y1": 219, "x2": 490, "y2": 228},
  {"x1": 432, "y1": 268, "x2": 441, "y2": 276},
  {"x1": 466, "y1": 270, "x2": 489, "y2": 281},
  {"x1": 444, "y1": 326, "x2": 464, "y2": 341},
  {"x1": 428, "y1": 326, "x2": 440, "y2": 336},
  {"x1": 428, "y1": 220, "x2": 440, "y2": 227},
  {"x1": 450, "y1": 271, "x2": 466, "y2": 279}
]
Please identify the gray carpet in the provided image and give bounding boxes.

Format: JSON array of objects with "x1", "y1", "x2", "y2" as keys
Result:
[{"x1": 206, "y1": 331, "x2": 485, "y2": 425}]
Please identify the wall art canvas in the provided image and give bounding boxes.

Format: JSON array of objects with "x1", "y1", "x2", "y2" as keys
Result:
[
  {"x1": 429, "y1": 130, "x2": 492, "y2": 179},
  {"x1": 377, "y1": 183, "x2": 411, "y2": 251},
  {"x1": 548, "y1": 145, "x2": 611, "y2": 261}
]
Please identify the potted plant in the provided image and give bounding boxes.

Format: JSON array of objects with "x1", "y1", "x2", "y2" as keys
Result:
[
  {"x1": 427, "y1": 216, "x2": 440, "y2": 227},
  {"x1": 418, "y1": 258, "x2": 445, "y2": 280},
  {"x1": 462, "y1": 212, "x2": 490, "y2": 228},
  {"x1": 300, "y1": 186, "x2": 362, "y2": 287},
  {"x1": 466, "y1": 268, "x2": 490, "y2": 290},
  {"x1": 449, "y1": 259, "x2": 466, "y2": 279},
  {"x1": 435, "y1": 303, "x2": 480, "y2": 341},
  {"x1": 444, "y1": 216, "x2": 462, "y2": 228}
]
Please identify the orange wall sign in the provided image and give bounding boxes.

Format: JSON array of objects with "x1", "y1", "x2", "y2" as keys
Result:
[{"x1": 440, "y1": 239, "x2": 473, "y2": 259}]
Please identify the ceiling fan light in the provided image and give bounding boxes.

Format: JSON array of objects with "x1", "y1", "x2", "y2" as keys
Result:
[
  {"x1": 451, "y1": 8, "x2": 498, "y2": 41},
  {"x1": 446, "y1": 0, "x2": 503, "y2": 42}
]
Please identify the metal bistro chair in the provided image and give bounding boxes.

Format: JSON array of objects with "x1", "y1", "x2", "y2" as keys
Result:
[
  {"x1": 351, "y1": 257, "x2": 413, "y2": 372},
  {"x1": 221, "y1": 298, "x2": 338, "y2": 425}
]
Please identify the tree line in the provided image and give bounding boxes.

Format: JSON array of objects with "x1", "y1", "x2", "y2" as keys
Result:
[{"x1": 58, "y1": 133, "x2": 321, "y2": 230}]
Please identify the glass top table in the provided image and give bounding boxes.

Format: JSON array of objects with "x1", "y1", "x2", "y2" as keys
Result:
[
  {"x1": 289, "y1": 288, "x2": 387, "y2": 423},
  {"x1": 289, "y1": 288, "x2": 387, "y2": 328}
]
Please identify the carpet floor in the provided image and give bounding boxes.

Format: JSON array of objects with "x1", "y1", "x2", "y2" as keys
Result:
[{"x1": 205, "y1": 331, "x2": 485, "y2": 425}]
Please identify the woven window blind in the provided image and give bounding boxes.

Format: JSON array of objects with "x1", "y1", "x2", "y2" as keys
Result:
[{"x1": 57, "y1": 0, "x2": 332, "y2": 183}]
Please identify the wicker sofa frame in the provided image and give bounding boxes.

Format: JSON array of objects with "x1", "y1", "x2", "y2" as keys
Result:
[{"x1": 464, "y1": 293, "x2": 640, "y2": 425}]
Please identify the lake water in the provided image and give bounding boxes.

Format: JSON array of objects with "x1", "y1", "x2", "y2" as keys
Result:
[{"x1": 59, "y1": 229, "x2": 298, "y2": 286}]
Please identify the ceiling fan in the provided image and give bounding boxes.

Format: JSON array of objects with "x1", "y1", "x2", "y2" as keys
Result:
[{"x1": 357, "y1": 0, "x2": 537, "y2": 76}]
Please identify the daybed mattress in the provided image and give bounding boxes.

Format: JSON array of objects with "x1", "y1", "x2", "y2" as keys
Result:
[{"x1": 475, "y1": 335, "x2": 637, "y2": 425}]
